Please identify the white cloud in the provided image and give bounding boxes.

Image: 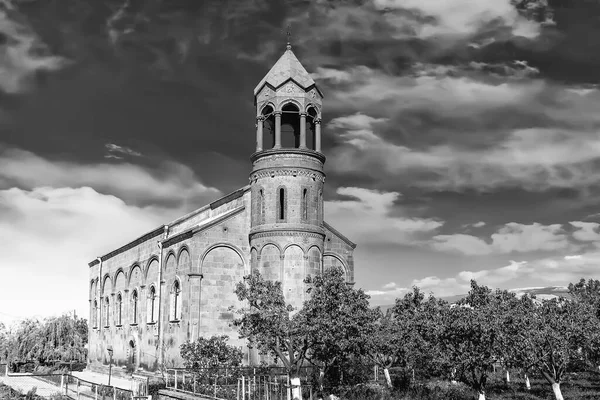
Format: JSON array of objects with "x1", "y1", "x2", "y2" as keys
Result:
[
  {"x1": 373, "y1": 0, "x2": 540, "y2": 39},
  {"x1": 472, "y1": 221, "x2": 486, "y2": 228},
  {"x1": 329, "y1": 114, "x2": 600, "y2": 192},
  {"x1": 383, "y1": 282, "x2": 397, "y2": 289},
  {"x1": 0, "y1": 146, "x2": 223, "y2": 325},
  {"x1": 104, "y1": 143, "x2": 143, "y2": 159},
  {"x1": 0, "y1": 147, "x2": 221, "y2": 208},
  {"x1": 0, "y1": 10, "x2": 68, "y2": 94},
  {"x1": 431, "y1": 222, "x2": 572, "y2": 255},
  {"x1": 410, "y1": 251, "x2": 600, "y2": 298},
  {"x1": 570, "y1": 221, "x2": 600, "y2": 242},
  {"x1": 325, "y1": 187, "x2": 443, "y2": 245},
  {"x1": 0, "y1": 186, "x2": 180, "y2": 326}
]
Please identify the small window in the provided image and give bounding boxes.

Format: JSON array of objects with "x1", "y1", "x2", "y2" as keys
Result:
[
  {"x1": 131, "y1": 290, "x2": 138, "y2": 325},
  {"x1": 93, "y1": 300, "x2": 98, "y2": 328},
  {"x1": 302, "y1": 188, "x2": 308, "y2": 222},
  {"x1": 170, "y1": 280, "x2": 182, "y2": 321},
  {"x1": 116, "y1": 293, "x2": 123, "y2": 326},
  {"x1": 104, "y1": 297, "x2": 110, "y2": 328},
  {"x1": 147, "y1": 286, "x2": 157, "y2": 324},
  {"x1": 277, "y1": 187, "x2": 287, "y2": 221}
]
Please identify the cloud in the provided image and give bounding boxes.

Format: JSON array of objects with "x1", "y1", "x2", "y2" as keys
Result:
[
  {"x1": 365, "y1": 281, "x2": 408, "y2": 304},
  {"x1": 431, "y1": 222, "x2": 571, "y2": 255},
  {"x1": 570, "y1": 221, "x2": 600, "y2": 242},
  {"x1": 411, "y1": 251, "x2": 600, "y2": 298},
  {"x1": 373, "y1": 0, "x2": 540, "y2": 39},
  {"x1": 0, "y1": 9, "x2": 68, "y2": 94},
  {"x1": 325, "y1": 187, "x2": 443, "y2": 246},
  {"x1": 0, "y1": 186, "x2": 180, "y2": 325},
  {"x1": 0, "y1": 147, "x2": 222, "y2": 209},
  {"x1": 472, "y1": 221, "x2": 486, "y2": 228},
  {"x1": 104, "y1": 143, "x2": 143, "y2": 159},
  {"x1": 329, "y1": 109, "x2": 600, "y2": 192}
]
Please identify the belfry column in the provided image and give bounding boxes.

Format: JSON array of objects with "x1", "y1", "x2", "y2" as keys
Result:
[
  {"x1": 299, "y1": 112, "x2": 307, "y2": 148},
  {"x1": 274, "y1": 111, "x2": 282, "y2": 148},
  {"x1": 256, "y1": 116, "x2": 264, "y2": 152},
  {"x1": 315, "y1": 118, "x2": 322, "y2": 152}
]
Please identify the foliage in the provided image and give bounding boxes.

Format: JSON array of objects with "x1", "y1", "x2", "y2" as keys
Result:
[
  {"x1": 233, "y1": 269, "x2": 310, "y2": 377},
  {"x1": 0, "y1": 314, "x2": 87, "y2": 367},
  {"x1": 180, "y1": 335, "x2": 243, "y2": 370},
  {"x1": 302, "y1": 268, "x2": 378, "y2": 379}
]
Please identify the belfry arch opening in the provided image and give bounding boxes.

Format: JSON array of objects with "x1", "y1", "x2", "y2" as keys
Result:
[
  {"x1": 261, "y1": 105, "x2": 275, "y2": 149},
  {"x1": 281, "y1": 103, "x2": 300, "y2": 148}
]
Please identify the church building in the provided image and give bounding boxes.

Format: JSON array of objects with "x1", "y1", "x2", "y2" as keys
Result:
[{"x1": 87, "y1": 43, "x2": 356, "y2": 372}]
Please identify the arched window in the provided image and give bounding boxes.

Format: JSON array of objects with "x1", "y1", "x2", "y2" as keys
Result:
[
  {"x1": 147, "y1": 286, "x2": 158, "y2": 324},
  {"x1": 302, "y1": 188, "x2": 308, "y2": 222},
  {"x1": 260, "y1": 189, "x2": 265, "y2": 223},
  {"x1": 131, "y1": 290, "x2": 138, "y2": 325},
  {"x1": 104, "y1": 297, "x2": 110, "y2": 328},
  {"x1": 170, "y1": 280, "x2": 182, "y2": 321},
  {"x1": 277, "y1": 187, "x2": 287, "y2": 222},
  {"x1": 318, "y1": 190, "x2": 323, "y2": 224},
  {"x1": 93, "y1": 300, "x2": 98, "y2": 328},
  {"x1": 116, "y1": 293, "x2": 123, "y2": 326}
]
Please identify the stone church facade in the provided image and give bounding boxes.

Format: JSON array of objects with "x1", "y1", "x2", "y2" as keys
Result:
[{"x1": 87, "y1": 44, "x2": 356, "y2": 372}]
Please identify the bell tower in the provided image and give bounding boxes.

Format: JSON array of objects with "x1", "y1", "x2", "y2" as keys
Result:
[{"x1": 249, "y1": 42, "x2": 325, "y2": 309}]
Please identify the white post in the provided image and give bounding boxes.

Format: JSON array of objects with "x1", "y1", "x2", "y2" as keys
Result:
[
  {"x1": 113, "y1": 386, "x2": 117, "y2": 400},
  {"x1": 175, "y1": 370, "x2": 178, "y2": 390},
  {"x1": 61, "y1": 375, "x2": 65, "y2": 395},
  {"x1": 77, "y1": 379, "x2": 81, "y2": 400},
  {"x1": 242, "y1": 376, "x2": 246, "y2": 400},
  {"x1": 95, "y1": 385, "x2": 98, "y2": 400}
]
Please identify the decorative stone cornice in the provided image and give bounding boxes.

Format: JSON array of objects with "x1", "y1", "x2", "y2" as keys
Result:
[
  {"x1": 250, "y1": 148, "x2": 325, "y2": 163},
  {"x1": 250, "y1": 225, "x2": 326, "y2": 241},
  {"x1": 249, "y1": 168, "x2": 325, "y2": 183}
]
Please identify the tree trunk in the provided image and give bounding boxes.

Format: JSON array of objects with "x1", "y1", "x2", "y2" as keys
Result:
[
  {"x1": 525, "y1": 374, "x2": 531, "y2": 390},
  {"x1": 383, "y1": 368, "x2": 392, "y2": 388},
  {"x1": 551, "y1": 382, "x2": 564, "y2": 400},
  {"x1": 478, "y1": 390, "x2": 486, "y2": 400},
  {"x1": 318, "y1": 368, "x2": 325, "y2": 391},
  {"x1": 505, "y1": 370, "x2": 510, "y2": 383},
  {"x1": 290, "y1": 375, "x2": 302, "y2": 400}
]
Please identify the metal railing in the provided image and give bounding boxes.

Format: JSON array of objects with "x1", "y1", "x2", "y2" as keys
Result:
[{"x1": 1, "y1": 368, "x2": 148, "y2": 400}]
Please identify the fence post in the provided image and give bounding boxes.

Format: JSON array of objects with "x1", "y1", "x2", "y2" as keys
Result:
[
  {"x1": 113, "y1": 386, "x2": 117, "y2": 400},
  {"x1": 242, "y1": 376, "x2": 245, "y2": 400},
  {"x1": 77, "y1": 378, "x2": 81, "y2": 400},
  {"x1": 95, "y1": 384, "x2": 98, "y2": 400},
  {"x1": 4, "y1": 363, "x2": 7, "y2": 377},
  {"x1": 61, "y1": 375, "x2": 65, "y2": 395},
  {"x1": 174, "y1": 370, "x2": 178, "y2": 390}
]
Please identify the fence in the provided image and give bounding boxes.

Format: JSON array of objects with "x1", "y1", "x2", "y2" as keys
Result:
[
  {"x1": 1, "y1": 368, "x2": 148, "y2": 400},
  {"x1": 165, "y1": 368, "x2": 316, "y2": 400}
]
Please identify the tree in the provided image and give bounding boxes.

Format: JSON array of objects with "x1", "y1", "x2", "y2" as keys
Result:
[
  {"x1": 180, "y1": 335, "x2": 243, "y2": 370},
  {"x1": 302, "y1": 267, "x2": 377, "y2": 391},
  {"x1": 507, "y1": 296, "x2": 599, "y2": 400},
  {"x1": 569, "y1": 278, "x2": 600, "y2": 316},
  {"x1": 435, "y1": 281, "x2": 518, "y2": 400},
  {"x1": 233, "y1": 270, "x2": 311, "y2": 400}
]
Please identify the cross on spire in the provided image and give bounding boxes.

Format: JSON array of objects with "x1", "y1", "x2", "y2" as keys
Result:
[{"x1": 286, "y1": 24, "x2": 292, "y2": 50}]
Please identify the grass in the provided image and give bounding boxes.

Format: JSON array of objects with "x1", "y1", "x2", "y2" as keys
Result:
[
  {"x1": 0, "y1": 383, "x2": 69, "y2": 400},
  {"x1": 332, "y1": 371, "x2": 600, "y2": 399}
]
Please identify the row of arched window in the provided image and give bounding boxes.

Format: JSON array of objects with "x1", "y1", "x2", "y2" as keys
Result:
[
  {"x1": 91, "y1": 281, "x2": 181, "y2": 329},
  {"x1": 256, "y1": 187, "x2": 322, "y2": 223}
]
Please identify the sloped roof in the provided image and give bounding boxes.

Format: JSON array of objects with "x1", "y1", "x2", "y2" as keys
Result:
[{"x1": 254, "y1": 47, "x2": 316, "y2": 95}]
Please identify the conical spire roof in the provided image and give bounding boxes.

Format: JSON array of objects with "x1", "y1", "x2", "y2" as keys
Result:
[{"x1": 253, "y1": 47, "x2": 316, "y2": 96}]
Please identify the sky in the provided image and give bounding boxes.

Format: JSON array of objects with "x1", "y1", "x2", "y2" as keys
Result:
[{"x1": 1, "y1": 0, "x2": 600, "y2": 325}]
